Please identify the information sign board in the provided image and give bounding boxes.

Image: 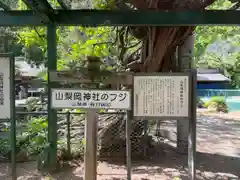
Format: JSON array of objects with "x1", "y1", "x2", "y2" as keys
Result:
[
  {"x1": 134, "y1": 74, "x2": 190, "y2": 118},
  {"x1": 0, "y1": 56, "x2": 10, "y2": 119},
  {"x1": 51, "y1": 89, "x2": 131, "y2": 110}
]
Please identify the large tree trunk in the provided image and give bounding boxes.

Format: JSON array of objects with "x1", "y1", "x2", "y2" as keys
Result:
[
  {"x1": 142, "y1": 27, "x2": 194, "y2": 72},
  {"x1": 98, "y1": 0, "x2": 216, "y2": 159}
]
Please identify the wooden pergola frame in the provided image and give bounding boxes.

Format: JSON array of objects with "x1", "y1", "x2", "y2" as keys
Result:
[{"x1": 1, "y1": 1, "x2": 239, "y2": 179}]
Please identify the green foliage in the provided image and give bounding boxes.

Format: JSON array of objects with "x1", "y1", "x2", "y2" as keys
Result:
[
  {"x1": 16, "y1": 0, "x2": 62, "y2": 66},
  {"x1": 18, "y1": 27, "x2": 58, "y2": 56},
  {"x1": 205, "y1": 96, "x2": 225, "y2": 106},
  {"x1": 59, "y1": 26, "x2": 116, "y2": 61},
  {"x1": 197, "y1": 97, "x2": 205, "y2": 108},
  {"x1": 26, "y1": 97, "x2": 45, "y2": 111},
  {"x1": 18, "y1": 25, "x2": 120, "y2": 75},
  {"x1": 197, "y1": 52, "x2": 240, "y2": 88},
  {"x1": 0, "y1": 138, "x2": 11, "y2": 158},
  {"x1": 18, "y1": 27, "x2": 61, "y2": 66},
  {"x1": 194, "y1": 26, "x2": 239, "y2": 58},
  {"x1": 16, "y1": 0, "x2": 119, "y2": 69},
  {"x1": 0, "y1": 117, "x2": 48, "y2": 161},
  {"x1": 19, "y1": 117, "x2": 48, "y2": 155},
  {"x1": 205, "y1": 96, "x2": 228, "y2": 113},
  {"x1": 225, "y1": 53, "x2": 240, "y2": 88},
  {"x1": 195, "y1": 0, "x2": 240, "y2": 87},
  {"x1": 15, "y1": 0, "x2": 140, "y2": 76},
  {"x1": 0, "y1": 113, "x2": 85, "y2": 163},
  {"x1": 17, "y1": 0, "x2": 28, "y2": 10},
  {"x1": 94, "y1": 0, "x2": 119, "y2": 9},
  {"x1": 195, "y1": 0, "x2": 240, "y2": 59},
  {"x1": 0, "y1": 27, "x2": 24, "y2": 55}
]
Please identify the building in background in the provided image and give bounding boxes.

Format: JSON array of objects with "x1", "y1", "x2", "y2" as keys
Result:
[
  {"x1": 197, "y1": 68, "x2": 231, "y2": 90},
  {"x1": 15, "y1": 56, "x2": 45, "y2": 99}
]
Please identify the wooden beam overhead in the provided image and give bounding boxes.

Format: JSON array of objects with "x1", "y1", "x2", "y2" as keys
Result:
[{"x1": 0, "y1": 10, "x2": 240, "y2": 26}]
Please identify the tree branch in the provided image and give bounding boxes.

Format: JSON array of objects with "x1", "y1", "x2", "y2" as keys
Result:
[
  {"x1": 230, "y1": 1, "x2": 240, "y2": 10},
  {"x1": 126, "y1": 41, "x2": 141, "y2": 49},
  {"x1": 33, "y1": 27, "x2": 45, "y2": 39}
]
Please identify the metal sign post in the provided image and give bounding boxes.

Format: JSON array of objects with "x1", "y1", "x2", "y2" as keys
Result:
[
  {"x1": 126, "y1": 86, "x2": 134, "y2": 180},
  {"x1": 188, "y1": 70, "x2": 197, "y2": 180},
  {"x1": 0, "y1": 54, "x2": 16, "y2": 180},
  {"x1": 133, "y1": 71, "x2": 196, "y2": 180}
]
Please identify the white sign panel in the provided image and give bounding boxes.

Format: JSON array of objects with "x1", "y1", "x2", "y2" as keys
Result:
[
  {"x1": 51, "y1": 89, "x2": 131, "y2": 110},
  {"x1": 134, "y1": 75, "x2": 189, "y2": 117},
  {"x1": 0, "y1": 57, "x2": 10, "y2": 119}
]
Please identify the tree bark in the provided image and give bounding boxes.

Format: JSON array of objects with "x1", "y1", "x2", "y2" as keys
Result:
[{"x1": 99, "y1": 0, "x2": 216, "y2": 159}]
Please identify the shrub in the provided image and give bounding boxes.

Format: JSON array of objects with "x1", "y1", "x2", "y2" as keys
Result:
[
  {"x1": 197, "y1": 97, "x2": 205, "y2": 108},
  {"x1": 26, "y1": 97, "x2": 45, "y2": 112},
  {"x1": 0, "y1": 139, "x2": 11, "y2": 160},
  {"x1": 0, "y1": 115, "x2": 85, "y2": 165},
  {"x1": 205, "y1": 96, "x2": 228, "y2": 113}
]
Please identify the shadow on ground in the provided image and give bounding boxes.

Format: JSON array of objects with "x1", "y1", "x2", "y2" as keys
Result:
[
  {"x1": 0, "y1": 161, "x2": 84, "y2": 180},
  {"x1": 1, "y1": 114, "x2": 240, "y2": 179},
  {"x1": 102, "y1": 114, "x2": 240, "y2": 179},
  {"x1": 102, "y1": 141, "x2": 239, "y2": 179},
  {"x1": 1, "y1": 143, "x2": 239, "y2": 180}
]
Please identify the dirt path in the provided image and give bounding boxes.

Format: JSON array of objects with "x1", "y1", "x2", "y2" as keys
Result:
[
  {"x1": 197, "y1": 109, "x2": 240, "y2": 121},
  {"x1": 1, "y1": 113, "x2": 240, "y2": 180}
]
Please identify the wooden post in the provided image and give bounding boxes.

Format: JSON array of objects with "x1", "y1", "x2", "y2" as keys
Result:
[
  {"x1": 126, "y1": 110, "x2": 132, "y2": 180},
  {"x1": 47, "y1": 22, "x2": 58, "y2": 169},
  {"x1": 84, "y1": 110, "x2": 97, "y2": 180},
  {"x1": 84, "y1": 56, "x2": 99, "y2": 180}
]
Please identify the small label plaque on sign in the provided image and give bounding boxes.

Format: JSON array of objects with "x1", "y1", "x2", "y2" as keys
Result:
[
  {"x1": 51, "y1": 89, "x2": 131, "y2": 110},
  {"x1": 133, "y1": 74, "x2": 190, "y2": 118}
]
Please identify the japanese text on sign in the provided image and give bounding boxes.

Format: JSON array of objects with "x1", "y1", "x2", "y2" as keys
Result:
[
  {"x1": 0, "y1": 57, "x2": 10, "y2": 119},
  {"x1": 134, "y1": 75, "x2": 189, "y2": 117},
  {"x1": 51, "y1": 89, "x2": 131, "y2": 110}
]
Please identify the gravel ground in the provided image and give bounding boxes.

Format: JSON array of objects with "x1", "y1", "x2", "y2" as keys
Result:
[{"x1": 0, "y1": 112, "x2": 240, "y2": 180}]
